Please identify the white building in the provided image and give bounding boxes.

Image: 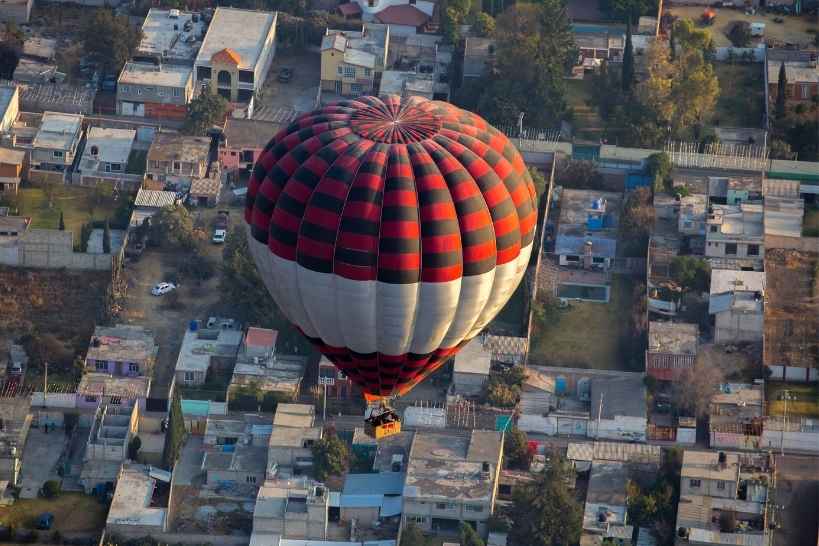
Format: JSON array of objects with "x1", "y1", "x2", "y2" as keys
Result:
[
  {"x1": 174, "y1": 318, "x2": 243, "y2": 386},
  {"x1": 705, "y1": 204, "x2": 764, "y2": 269},
  {"x1": 0, "y1": 86, "x2": 20, "y2": 133},
  {"x1": 709, "y1": 270, "x2": 765, "y2": 344},
  {"x1": 78, "y1": 127, "x2": 136, "y2": 176},
  {"x1": 136, "y1": 9, "x2": 207, "y2": 65},
  {"x1": 106, "y1": 464, "x2": 169, "y2": 537},
  {"x1": 452, "y1": 338, "x2": 491, "y2": 397}
]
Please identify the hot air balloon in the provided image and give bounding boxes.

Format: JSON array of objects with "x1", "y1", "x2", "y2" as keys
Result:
[{"x1": 245, "y1": 95, "x2": 537, "y2": 435}]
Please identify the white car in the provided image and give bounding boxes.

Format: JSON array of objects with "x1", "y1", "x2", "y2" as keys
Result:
[
  {"x1": 212, "y1": 229, "x2": 227, "y2": 244},
  {"x1": 151, "y1": 282, "x2": 177, "y2": 296}
]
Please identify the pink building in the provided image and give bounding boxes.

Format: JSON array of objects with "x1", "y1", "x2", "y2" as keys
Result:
[{"x1": 219, "y1": 118, "x2": 282, "y2": 176}]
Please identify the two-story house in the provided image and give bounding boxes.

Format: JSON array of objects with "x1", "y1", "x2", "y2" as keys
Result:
[
  {"x1": 229, "y1": 326, "x2": 305, "y2": 402},
  {"x1": 78, "y1": 127, "x2": 136, "y2": 179},
  {"x1": 401, "y1": 430, "x2": 503, "y2": 536},
  {"x1": 767, "y1": 54, "x2": 818, "y2": 107},
  {"x1": 30, "y1": 112, "x2": 83, "y2": 175},
  {"x1": 709, "y1": 270, "x2": 765, "y2": 344},
  {"x1": 85, "y1": 324, "x2": 159, "y2": 378},
  {"x1": 145, "y1": 133, "x2": 211, "y2": 190},
  {"x1": 194, "y1": 8, "x2": 278, "y2": 104},
  {"x1": 252, "y1": 480, "x2": 329, "y2": 540},
  {"x1": 174, "y1": 318, "x2": 243, "y2": 386},
  {"x1": 136, "y1": 9, "x2": 206, "y2": 66},
  {"x1": 116, "y1": 61, "x2": 194, "y2": 120},
  {"x1": 320, "y1": 25, "x2": 389, "y2": 97},
  {"x1": 219, "y1": 118, "x2": 281, "y2": 176},
  {"x1": 0, "y1": 147, "x2": 26, "y2": 194},
  {"x1": 705, "y1": 204, "x2": 764, "y2": 269}
]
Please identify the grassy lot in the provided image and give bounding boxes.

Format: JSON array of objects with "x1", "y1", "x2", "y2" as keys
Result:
[
  {"x1": 529, "y1": 275, "x2": 644, "y2": 371},
  {"x1": 0, "y1": 492, "x2": 108, "y2": 532},
  {"x1": 566, "y1": 78, "x2": 605, "y2": 142},
  {"x1": 767, "y1": 382, "x2": 819, "y2": 418},
  {"x1": 713, "y1": 63, "x2": 765, "y2": 128},
  {"x1": 13, "y1": 186, "x2": 119, "y2": 241},
  {"x1": 803, "y1": 203, "x2": 819, "y2": 237}
]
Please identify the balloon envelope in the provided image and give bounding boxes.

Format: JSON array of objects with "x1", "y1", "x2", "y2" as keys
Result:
[{"x1": 245, "y1": 95, "x2": 537, "y2": 398}]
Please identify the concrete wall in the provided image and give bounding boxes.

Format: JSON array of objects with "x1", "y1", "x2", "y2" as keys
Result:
[
  {"x1": 761, "y1": 429, "x2": 819, "y2": 453},
  {"x1": 28, "y1": 167, "x2": 66, "y2": 184},
  {"x1": 592, "y1": 415, "x2": 647, "y2": 442},
  {"x1": 0, "y1": 228, "x2": 116, "y2": 270},
  {"x1": 714, "y1": 311, "x2": 763, "y2": 344},
  {"x1": 453, "y1": 371, "x2": 487, "y2": 397},
  {"x1": 30, "y1": 392, "x2": 77, "y2": 408},
  {"x1": 710, "y1": 431, "x2": 762, "y2": 451},
  {"x1": 680, "y1": 476, "x2": 736, "y2": 499},
  {"x1": 766, "y1": 365, "x2": 819, "y2": 382}
]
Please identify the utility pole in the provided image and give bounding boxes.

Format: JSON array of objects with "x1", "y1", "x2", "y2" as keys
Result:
[
  {"x1": 322, "y1": 382, "x2": 327, "y2": 422},
  {"x1": 780, "y1": 390, "x2": 791, "y2": 458}
]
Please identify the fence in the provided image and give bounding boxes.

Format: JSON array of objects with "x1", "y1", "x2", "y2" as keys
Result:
[{"x1": 714, "y1": 47, "x2": 766, "y2": 62}]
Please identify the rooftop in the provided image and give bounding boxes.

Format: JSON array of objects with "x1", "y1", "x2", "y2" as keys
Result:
[
  {"x1": 175, "y1": 321, "x2": 244, "y2": 373},
  {"x1": 453, "y1": 338, "x2": 491, "y2": 376},
  {"x1": 107, "y1": 464, "x2": 167, "y2": 528},
  {"x1": 118, "y1": 62, "x2": 193, "y2": 88},
  {"x1": 681, "y1": 450, "x2": 740, "y2": 482},
  {"x1": 0, "y1": 215, "x2": 30, "y2": 234},
  {"x1": 197, "y1": 8, "x2": 278, "y2": 70},
  {"x1": 767, "y1": 60, "x2": 819, "y2": 84},
  {"x1": 710, "y1": 383, "x2": 763, "y2": 410},
  {"x1": 32, "y1": 112, "x2": 82, "y2": 151},
  {"x1": 78, "y1": 373, "x2": 151, "y2": 398},
  {"x1": 22, "y1": 37, "x2": 57, "y2": 60},
  {"x1": 190, "y1": 176, "x2": 221, "y2": 198},
  {"x1": 558, "y1": 189, "x2": 622, "y2": 229},
  {"x1": 223, "y1": 118, "x2": 280, "y2": 151},
  {"x1": 203, "y1": 445, "x2": 267, "y2": 473},
  {"x1": 574, "y1": 31, "x2": 625, "y2": 51},
  {"x1": 254, "y1": 479, "x2": 327, "y2": 519},
  {"x1": 763, "y1": 196, "x2": 804, "y2": 238},
  {"x1": 0, "y1": 147, "x2": 25, "y2": 165},
  {"x1": 231, "y1": 355, "x2": 305, "y2": 394},
  {"x1": 709, "y1": 270, "x2": 766, "y2": 315},
  {"x1": 0, "y1": 397, "x2": 31, "y2": 451},
  {"x1": 323, "y1": 25, "x2": 387, "y2": 69},
  {"x1": 82, "y1": 127, "x2": 136, "y2": 166},
  {"x1": 648, "y1": 321, "x2": 698, "y2": 355},
  {"x1": 374, "y1": 4, "x2": 430, "y2": 27},
  {"x1": 138, "y1": 9, "x2": 206, "y2": 62},
  {"x1": 586, "y1": 460, "x2": 628, "y2": 507},
  {"x1": 0, "y1": 85, "x2": 15, "y2": 114},
  {"x1": 268, "y1": 425, "x2": 322, "y2": 448},
  {"x1": 273, "y1": 403, "x2": 315, "y2": 428},
  {"x1": 86, "y1": 324, "x2": 158, "y2": 365},
  {"x1": 482, "y1": 334, "x2": 528, "y2": 364},
  {"x1": 707, "y1": 204, "x2": 764, "y2": 240},
  {"x1": 134, "y1": 188, "x2": 180, "y2": 209},
  {"x1": 566, "y1": 441, "x2": 662, "y2": 466},
  {"x1": 245, "y1": 327, "x2": 278, "y2": 349},
  {"x1": 554, "y1": 234, "x2": 617, "y2": 258},
  {"x1": 147, "y1": 133, "x2": 210, "y2": 164},
  {"x1": 591, "y1": 375, "x2": 646, "y2": 421},
  {"x1": 343, "y1": 472, "x2": 405, "y2": 496}
]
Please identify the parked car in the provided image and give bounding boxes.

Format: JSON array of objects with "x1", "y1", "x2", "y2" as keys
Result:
[
  {"x1": 151, "y1": 282, "x2": 177, "y2": 296},
  {"x1": 212, "y1": 229, "x2": 227, "y2": 244},
  {"x1": 278, "y1": 67, "x2": 293, "y2": 83}
]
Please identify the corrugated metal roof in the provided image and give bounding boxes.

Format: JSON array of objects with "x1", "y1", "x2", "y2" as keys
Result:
[
  {"x1": 343, "y1": 472, "x2": 405, "y2": 495},
  {"x1": 380, "y1": 495, "x2": 402, "y2": 517},
  {"x1": 340, "y1": 494, "x2": 382, "y2": 508},
  {"x1": 134, "y1": 188, "x2": 180, "y2": 209}
]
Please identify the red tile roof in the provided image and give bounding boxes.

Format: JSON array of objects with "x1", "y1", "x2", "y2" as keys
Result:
[
  {"x1": 374, "y1": 4, "x2": 430, "y2": 27},
  {"x1": 338, "y1": 2, "x2": 362, "y2": 16},
  {"x1": 212, "y1": 48, "x2": 242, "y2": 65},
  {"x1": 245, "y1": 327, "x2": 278, "y2": 349}
]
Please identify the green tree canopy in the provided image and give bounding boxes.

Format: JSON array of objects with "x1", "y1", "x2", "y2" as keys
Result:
[
  {"x1": 312, "y1": 432, "x2": 350, "y2": 481},
  {"x1": 775, "y1": 61, "x2": 787, "y2": 122},
  {"x1": 670, "y1": 255, "x2": 710, "y2": 293},
  {"x1": 184, "y1": 91, "x2": 228, "y2": 135},
  {"x1": 472, "y1": 12, "x2": 496, "y2": 37},
  {"x1": 672, "y1": 18, "x2": 715, "y2": 56},
  {"x1": 460, "y1": 523, "x2": 485, "y2": 546},
  {"x1": 162, "y1": 388, "x2": 186, "y2": 469},
  {"x1": 598, "y1": 0, "x2": 658, "y2": 22},
  {"x1": 622, "y1": 21, "x2": 634, "y2": 94},
  {"x1": 82, "y1": 9, "x2": 141, "y2": 77},
  {"x1": 504, "y1": 426, "x2": 532, "y2": 470},
  {"x1": 400, "y1": 524, "x2": 429, "y2": 546},
  {"x1": 149, "y1": 206, "x2": 199, "y2": 250},
  {"x1": 508, "y1": 454, "x2": 583, "y2": 546}
]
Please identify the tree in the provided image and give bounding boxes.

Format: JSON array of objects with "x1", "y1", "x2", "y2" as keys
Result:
[
  {"x1": 670, "y1": 255, "x2": 710, "y2": 293},
  {"x1": 82, "y1": 9, "x2": 140, "y2": 77},
  {"x1": 149, "y1": 206, "x2": 199, "y2": 250},
  {"x1": 58, "y1": 211, "x2": 65, "y2": 231},
  {"x1": 183, "y1": 91, "x2": 228, "y2": 136},
  {"x1": 598, "y1": 0, "x2": 658, "y2": 22},
  {"x1": 646, "y1": 152, "x2": 672, "y2": 193},
  {"x1": 400, "y1": 524, "x2": 429, "y2": 546},
  {"x1": 162, "y1": 387, "x2": 186, "y2": 468},
  {"x1": 673, "y1": 355, "x2": 725, "y2": 418},
  {"x1": 728, "y1": 21, "x2": 752, "y2": 48},
  {"x1": 128, "y1": 436, "x2": 142, "y2": 460},
  {"x1": 622, "y1": 21, "x2": 634, "y2": 95},
  {"x1": 670, "y1": 48, "x2": 720, "y2": 132},
  {"x1": 312, "y1": 432, "x2": 349, "y2": 481},
  {"x1": 672, "y1": 19, "x2": 714, "y2": 57},
  {"x1": 554, "y1": 159, "x2": 604, "y2": 190},
  {"x1": 472, "y1": 12, "x2": 495, "y2": 37},
  {"x1": 775, "y1": 61, "x2": 787, "y2": 122},
  {"x1": 785, "y1": 120, "x2": 818, "y2": 161},
  {"x1": 528, "y1": 166, "x2": 548, "y2": 198},
  {"x1": 504, "y1": 426, "x2": 532, "y2": 470},
  {"x1": 102, "y1": 219, "x2": 111, "y2": 254},
  {"x1": 508, "y1": 454, "x2": 582, "y2": 546},
  {"x1": 769, "y1": 138, "x2": 794, "y2": 160},
  {"x1": 460, "y1": 523, "x2": 485, "y2": 546},
  {"x1": 476, "y1": 1, "x2": 576, "y2": 128},
  {"x1": 639, "y1": 41, "x2": 675, "y2": 125},
  {"x1": 621, "y1": 187, "x2": 654, "y2": 257},
  {"x1": 486, "y1": 380, "x2": 519, "y2": 408},
  {"x1": 441, "y1": 6, "x2": 464, "y2": 44}
]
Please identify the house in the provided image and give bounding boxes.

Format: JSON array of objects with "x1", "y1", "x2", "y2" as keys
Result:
[
  {"x1": 461, "y1": 38, "x2": 495, "y2": 85},
  {"x1": 0, "y1": 85, "x2": 19, "y2": 133},
  {"x1": 174, "y1": 318, "x2": 243, "y2": 386},
  {"x1": 320, "y1": 25, "x2": 389, "y2": 98},
  {"x1": 78, "y1": 127, "x2": 136, "y2": 177},
  {"x1": 676, "y1": 450, "x2": 772, "y2": 546},
  {"x1": 267, "y1": 426, "x2": 322, "y2": 476},
  {"x1": 202, "y1": 444, "x2": 268, "y2": 488},
  {"x1": 339, "y1": 472, "x2": 405, "y2": 527},
  {"x1": 373, "y1": 4, "x2": 430, "y2": 34},
  {"x1": 252, "y1": 480, "x2": 330, "y2": 540},
  {"x1": 708, "y1": 176, "x2": 763, "y2": 206},
  {"x1": 574, "y1": 30, "x2": 625, "y2": 62},
  {"x1": 590, "y1": 375, "x2": 647, "y2": 442},
  {"x1": 1, "y1": 342, "x2": 28, "y2": 378},
  {"x1": 79, "y1": 403, "x2": 138, "y2": 493},
  {"x1": 145, "y1": 133, "x2": 211, "y2": 190},
  {"x1": 189, "y1": 173, "x2": 222, "y2": 207},
  {"x1": 106, "y1": 463, "x2": 169, "y2": 537},
  {"x1": 203, "y1": 413, "x2": 271, "y2": 450},
  {"x1": 647, "y1": 236, "x2": 684, "y2": 316},
  {"x1": 401, "y1": 430, "x2": 503, "y2": 536},
  {"x1": 130, "y1": 188, "x2": 181, "y2": 227},
  {"x1": 0, "y1": 397, "x2": 31, "y2": 485},
  {"x1": 30, "y1": 112, "x2": 83, "y2": 175},
  {"x1": 22, "y1": 39, "x2": 55, "y2": 64},
  {"x1": 85, "y1": 324, "x2": 158, "y2": 378},
  {"x1": 77, "y1": 373, "x2": 152, "y2": 410},
  {"x1": 194, "y1": 8, "x2": 278, "y2": 104},
  {"x1": 0, "y1": 147, "x2": 25, "y2": 194},
  {"x1": 116, "y1": 62, "x2": 194, "y2": 120},
  {"x1": 767, "y1": 55, "x2": 819, "y2": 108},
  {"x1": 230, "y1": 327, "x2": 306, "y2": 402},
  {"x1": 219, "y1": 118, "x2": 280, "y2": 175},
  {"x1": 581, "y1": 461, "x2": 633, "y2": 542},
  {"x1": 350, "y1": 0, "x2": 434, "y2": 23},
  {"x1": 763, "y1": 196, "x2": 804, "y2": 239},
  {"x1": 378, "y1": 34, "x2": 452, "y2": 101},
  {"x1": 318, "y1": 357, "x2": 355, "y2": 399},
  {"x1": 678, "y1": 194, "x2": 707, "y2": 238},
  {"x1": 763, "y1": 249, "x2": 819, "y2": 382},
  {"x1": 708, "y1": 384, "x2": 764, "y2": 451},
  {"x1": 709, "y1": 270, "x2": 765, "y2": 344},
  {"x1": 273, "y1": 404, "x2": 316, "y2": 429},
  {"x1": 452, "y1": 338, "x2": 491, "y2": 397},
  {"x1": 705, "y1": 204, "x2": 764, "y2": 269},
  {"x1": 646, "y1": 321, "x2": 698, "y2": 382},
  {"x1": 566, "y1": 441, "x2": 662, "y2": 473},
  {"x1": 136, "y1": 9, "x2": 207, "y2": 65},
  {"x1": 0, "y1": 0, "x2": 33, "y2": 23}
]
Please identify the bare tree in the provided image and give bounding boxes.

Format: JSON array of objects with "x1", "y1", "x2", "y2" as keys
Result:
[{"x1": 673, "y1": 355, "x2": 725, "y2": 418}]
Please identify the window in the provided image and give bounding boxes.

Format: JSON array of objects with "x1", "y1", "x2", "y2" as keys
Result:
[
  {"x1": 95, "y1": 361, "x2": 107, "y2": 371},
  {"x1": 364, "y1": 68, "x2": 371, "y2": 77},
  {"x1": 241, "y1": 150, "x2": 254, "y2": 162},
  {"x1": 801, "y1": 84, "x2": 810, "y2": 99},
  {"x1": 565, "y1": 255, "x2": 579, "y2": 262},
  {"x1": 110, "y1": 396, "x2": 121, "y2": 405},
  {"x1": 237, "y1": 88, "x2": 253, "y2": 102},
  {"x1": 344, "y1": 65, "x2": 356, "y2": 78},
  {"x1": 120, "y1": 85, "x2": 128, "y2": 93},
  {"x1": 105, "y1": 164, "x2": 111, "y2": 173},
  {"x1": 747, "y1": 244, "x2": 759, "y2": 256},
  {"x1": 136, "y1": 88, "x2": 142, "y2": 95},
  {"x1": 337, "y1": 371, "x2": 347, "y2": 380},
  {"x1": 408, "y1": 516, "x2": 426, "y2": 525},
  {"x1": 592, "y1": 256, "x2": 605, "y2": 264},
  {"x1": 128, "y1": 363, "x2": 139, "y2": 373},
  {"x1": 110, "y1": 163, "x2": 121, "y2": 172},
  {"x1": 157, "y1": 88, "x2": 164, "y2": 96},
  {"x1": 717, "y1": 481, "x2": 726, "y2": 490},
  {"x1": 246, "y1": 475, "x2": 257, "y2": 484},
  {"x1": 197, "y1": 66, "x2": 212, "y2": 80},
  {"x1": 435, "y1": 502, "x2": 455, "y2": 510},
  {"x1": 725, "y1": 243, "x2": 737, "y2": 255},
  {"x1": 351, "y1": 83, "x2": 363, "y2": 94},
  {"x1": 338, "y1": 65, "x2": 343, "y2": 75},
  {"x1": 409, "y1": 0, "x2": 416, "y2": 4},
  {"x1": 465, "y1": 504, "x2": 483, "y2": 513},
  {"x1": 217, "y1": 70, "x2": 232, "y2": 87},
  {"x1": 184, "y1": 371, "x2": 194, "y2": 382},
  {"x1": 689, "y1": 479, "x2": 701, "y2": 488},
  {"x1": 173, "y1": 161, "x2": 181, "y2": 172},
  {"x1": 173, "y1": 88, "x2": 181, "y2": 97},
  {"x1": 368, "y1": 0, "x2": 375, "y2": 7},
  {"x1": 85, "y1": 395, "x2": 98, "y2": 403},
  {"x1": 53, "y1": 150, "x2": 64, "y2": 159},
  {"x1": 217, "y1": 436, "x2": 238, "y2": 446},
  {"x1": 710, "y1": 225, "x2": 718, "y2": 233},
  {"x1": 239, "y1": 70, "x2": 254, "y2": 84},
  {"x1": 684, "y1": 221, "x2": 693, "y2": 229}
]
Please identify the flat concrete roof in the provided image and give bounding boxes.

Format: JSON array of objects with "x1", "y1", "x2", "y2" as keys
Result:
[
  {"x1": 107, "y1": 464, "x2": 166, "y2": 528},
  {"x1": 78, "y1": 373, "x2": 151, "y2": 398},
  {"x1": 83, "y1": 127, "x2": 135, "y2": 165},
  {"x1": 196, "y1": 8, "x2": 277, "y2": 70},
  {"x1": 33, "y1": 112, "x2": 82, "y2": 151},
  {"x1": 453, "y1": 338, "x2": 491, "y2": 376},
  {"x1": 119, "y1": 62, "x2": 192, "y2": 88},
  {"x1": 138, "y1": 9, "x2": 206, "y2": 61},
  {"x1": 272, "y1": 404, "x2": 315, "y2": 428},
  {"x1": 175, "y1": 324, "x2": 243, "y2": 373},
  {"x1": 681, "y1": 450, "x2": 740, "y2": 482},
  {"x1": 87, "y1": 324, "x2": 157, "y2": 365}
]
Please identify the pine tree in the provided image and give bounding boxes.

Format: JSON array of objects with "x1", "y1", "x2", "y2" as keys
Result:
[
  {"x1": 162, "y1": 387, "x2": 186, "y2": 469},
  {"x1": 622, "y1": 20, "x2": 634, "y2": 95},
  {"x1": 775, "y1": 61, "x2": 787, "y2": 121},
  {"x1": 102, "y1": 218, "x2": 111, "y2": 254},
  {"x1": 58, "y1": 211, "x2": 65, "y2": 231}
]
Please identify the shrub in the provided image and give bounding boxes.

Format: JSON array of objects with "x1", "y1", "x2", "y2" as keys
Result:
[{"x1": 41, "y1": 480, "x2": 61, "y2": 499}]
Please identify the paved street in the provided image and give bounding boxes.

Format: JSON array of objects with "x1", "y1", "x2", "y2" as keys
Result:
[{"x1": 774, "y1": 455, "x2": 819, "y2": 546}]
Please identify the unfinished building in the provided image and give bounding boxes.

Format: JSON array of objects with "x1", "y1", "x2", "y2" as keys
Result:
[{"x1": 0, "y1": 397, "x2": 32, "y2": 485}]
